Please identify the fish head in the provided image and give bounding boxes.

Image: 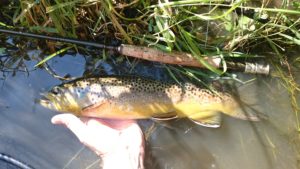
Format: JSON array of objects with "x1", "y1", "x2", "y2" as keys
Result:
[{"x1": 39, "y1": 85, "x2": 82, "y2": 114}]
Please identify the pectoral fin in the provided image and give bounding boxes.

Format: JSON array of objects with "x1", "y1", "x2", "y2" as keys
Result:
[
  {"x1": 82, "y1": 100, "x2": 110, "y2": 111},
  {"x1": 80, "y1": 100, "x2": 112, "y2": 117},
  {"x1": 189, "y1": 111, "x2": 221, "y2": 128}
]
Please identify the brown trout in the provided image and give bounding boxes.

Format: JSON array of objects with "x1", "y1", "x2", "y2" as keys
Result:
[{"x1": 39, "y1": 76, "x2": 258, "y2": 128}]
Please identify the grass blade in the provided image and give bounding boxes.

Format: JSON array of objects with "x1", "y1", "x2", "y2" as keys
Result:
[{"x1": 35, "y1": 46, "x2": 73, "y2": 67}]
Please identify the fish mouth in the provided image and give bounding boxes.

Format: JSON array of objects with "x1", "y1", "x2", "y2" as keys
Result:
[
  {"x1": 39, "y1": 94, "x2": 50, "y2": 102},
  {"x1": 37, "y1": 95, "x2": 52, "y2": 108}
]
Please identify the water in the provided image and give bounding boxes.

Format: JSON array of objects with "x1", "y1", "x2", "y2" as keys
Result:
[
  {"x1": 0, "y1": 54, "x2": 101, "y2": 168},
  {"x1": 0, "y1": 43, "x2": 299, "y2": 169},
  {"x1": 147, "y1": 76, "x2": 300, "y2": 169}
]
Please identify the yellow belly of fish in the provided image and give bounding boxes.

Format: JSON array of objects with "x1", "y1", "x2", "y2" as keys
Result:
[{"x1": 80, "y1": 100, "x2": 226, "y2": 120}]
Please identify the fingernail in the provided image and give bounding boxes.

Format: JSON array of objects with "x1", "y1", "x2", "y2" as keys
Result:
[{"x1": 51, "y1": 116, "x2": 59, "y2": 124}]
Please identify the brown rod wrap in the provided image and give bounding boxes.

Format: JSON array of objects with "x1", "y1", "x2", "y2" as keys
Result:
[{"x1": 117, "y1": 44, "x2": 269, "y2": 75}]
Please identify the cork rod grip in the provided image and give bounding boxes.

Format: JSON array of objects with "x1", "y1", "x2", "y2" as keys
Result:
[{"x1": 117, "y1": 44, "x2": 222, "y2": 68}]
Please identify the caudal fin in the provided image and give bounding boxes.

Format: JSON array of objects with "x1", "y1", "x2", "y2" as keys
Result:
[{"x1": 222, "y1": 99, "x2": 264, "y2": 121}]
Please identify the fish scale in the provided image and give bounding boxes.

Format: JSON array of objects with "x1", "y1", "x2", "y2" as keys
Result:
[{"x1": 39, "y1": 76, "x2": 259, "y2": 128}]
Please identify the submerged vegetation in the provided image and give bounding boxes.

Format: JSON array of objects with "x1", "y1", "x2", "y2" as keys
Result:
[{"x1": 0, "y1": 1, "x2": 299, "y2": 128}]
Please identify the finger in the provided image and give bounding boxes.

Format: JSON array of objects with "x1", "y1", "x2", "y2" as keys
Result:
[{"x1": 51, "y1": 114, "x2": 87, "y2": 142}]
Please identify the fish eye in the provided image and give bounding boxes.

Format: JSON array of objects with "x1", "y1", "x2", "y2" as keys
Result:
[{"x1": 52, "y1": 86, "x2": 61, "y2": 95}]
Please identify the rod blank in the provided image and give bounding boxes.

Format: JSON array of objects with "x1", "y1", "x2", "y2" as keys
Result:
[{"x1": 0, "y1": 28, "x2": 269, "y2": 74}]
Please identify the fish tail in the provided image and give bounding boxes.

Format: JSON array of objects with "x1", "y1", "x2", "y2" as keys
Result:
[{"x1": 221, "y1": 99, "x2": 261, "y2": 121}]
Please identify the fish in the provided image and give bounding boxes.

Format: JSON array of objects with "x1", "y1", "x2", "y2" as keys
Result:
[{"x1": 39, "y1": 76, "x2": 259, "y2": 128}]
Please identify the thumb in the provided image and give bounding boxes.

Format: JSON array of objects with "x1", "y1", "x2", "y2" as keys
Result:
[{"x1": 51, "y1": 114, "x2": 87, "y2": 142}]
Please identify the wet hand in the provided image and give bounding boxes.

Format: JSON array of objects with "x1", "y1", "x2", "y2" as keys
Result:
[{"x1": 51, "y1": 114, "x2": 145, "y2": 169}]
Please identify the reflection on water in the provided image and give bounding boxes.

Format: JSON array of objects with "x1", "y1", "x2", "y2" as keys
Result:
[{"x1": 0, "y1": 45, "x2": 299, "y2": 169}]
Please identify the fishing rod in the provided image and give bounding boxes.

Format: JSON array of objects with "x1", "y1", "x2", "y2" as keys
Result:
[{"x1": 0, "y1": 28, "x2": 269, "y2": 74}]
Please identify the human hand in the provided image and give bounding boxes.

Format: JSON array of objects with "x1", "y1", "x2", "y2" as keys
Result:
[{"x1": 51, "y1": 114, "x2": 145, "y2": 169}]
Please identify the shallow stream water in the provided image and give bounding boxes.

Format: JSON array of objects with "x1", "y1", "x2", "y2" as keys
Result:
[{"x1": 0, "y1": 42, "x2": 299, "y2": 169}]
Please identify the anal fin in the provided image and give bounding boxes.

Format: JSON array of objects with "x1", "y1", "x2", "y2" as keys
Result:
[
  {"x1": 151, "y1": 111, "x2": 178, "y2": 121},
  {"x1": 189, "y1": 111, "x2": 221, "y2": 128}
]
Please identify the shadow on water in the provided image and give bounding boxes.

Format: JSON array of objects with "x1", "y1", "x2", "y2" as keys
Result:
[{"x1": 0, "y1": 36, "x2": 300, "y2": 169}]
